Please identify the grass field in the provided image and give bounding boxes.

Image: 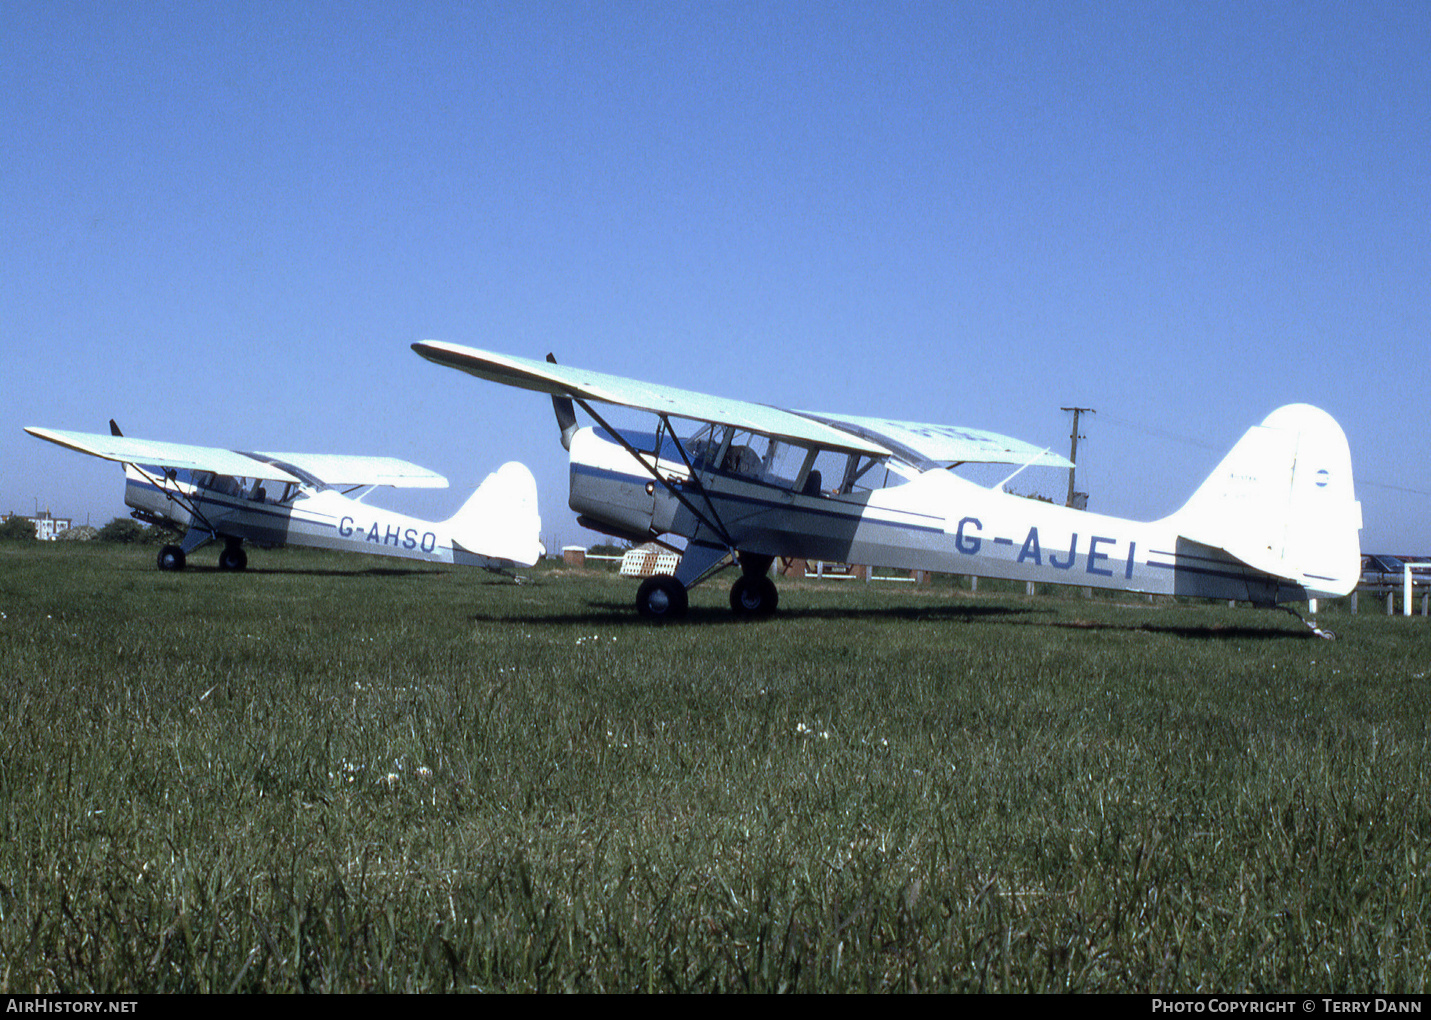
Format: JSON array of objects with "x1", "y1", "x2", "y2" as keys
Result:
[{"x1": 2, "y1": 541, "x2": 1428, "y2": 992}]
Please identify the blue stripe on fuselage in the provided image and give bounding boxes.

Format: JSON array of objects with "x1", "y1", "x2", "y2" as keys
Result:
[{"x1": 570, "y1": 462, "x2": 946, "y2": 536}]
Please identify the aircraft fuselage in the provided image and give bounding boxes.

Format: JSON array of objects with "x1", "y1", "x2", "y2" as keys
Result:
[
  {"x1": 125, "y1": 466, "x2": 519, "y2": 569},
  {"x1": 567, "y1": 426, "x2": 1318, "y2": 606}
]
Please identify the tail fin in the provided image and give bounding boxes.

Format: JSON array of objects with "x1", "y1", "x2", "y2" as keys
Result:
[
  {"x1": 446, "y1": 462, "x2": 544, "y2": 567},
  {"x1": 1169, "y1": 404, "x2": 1361, "y2": 597}
]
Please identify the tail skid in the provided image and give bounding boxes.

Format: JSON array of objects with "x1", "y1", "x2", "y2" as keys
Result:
[
  {"x1": 1167, "y1": 404, "x2": 1361, "y2": 599},
  {"x1": 447, "y1": 461, "x2": 544, "y2": 567}
]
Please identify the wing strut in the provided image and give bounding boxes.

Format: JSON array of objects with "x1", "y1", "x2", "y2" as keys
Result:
[
  {"x1": 570, "y1": 397, "x2": 737, "y2": 553},
  {"x1": 994, "y1": 447, "x2": 1058, "y2": 492},
  {"x1": 541, "y1": 353, "x2": 720, "y2": 541},
  {"x1": 654, "y1": 413, "x2": 738, "y2": 542},
  {"x1": 123, "y1": 459, "x2": 223, "y2": 549},
  {"x1": 102, "y1": 422, "x2": 221, "y2": 545}
]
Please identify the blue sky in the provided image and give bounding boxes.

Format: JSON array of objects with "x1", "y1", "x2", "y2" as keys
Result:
[{"x1": 3, "y1": 1, "x2": 1427, "y2": 554}]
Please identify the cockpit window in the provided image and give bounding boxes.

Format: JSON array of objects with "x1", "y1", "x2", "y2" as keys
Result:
[{"x1": 680, "y1": 424, "x2": 894, "y2": 495}]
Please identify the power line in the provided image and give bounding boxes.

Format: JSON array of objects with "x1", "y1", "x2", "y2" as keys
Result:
[
  {"x1": 1360, "y1": 480, "x2": 1431, "y2": 497},
  {"x1": 1096, "y1": 412, "x2": 1221, "y2": 451},
  {"x1": 1099, "y1": 413, "x2": 1429, "y2": 496}
]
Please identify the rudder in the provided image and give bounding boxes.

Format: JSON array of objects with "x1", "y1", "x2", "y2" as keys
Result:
[
  {"x1": 446, "y1": 462, "x2": 544, "y2": 567},
  {"x1": 1169, "y1": 404, "x2": 1361, "y2": 597}
]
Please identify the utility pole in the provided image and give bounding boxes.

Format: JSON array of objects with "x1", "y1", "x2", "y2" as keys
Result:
[{"x1": 1060, "y1": 407, "x2": 1094, "y2": 509}]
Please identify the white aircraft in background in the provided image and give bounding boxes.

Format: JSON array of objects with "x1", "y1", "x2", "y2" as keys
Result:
[
  {"x1": 25, "y1": 422, "x2": 544, "y2": 572},
  {"x1": 413, "y1": 341, "x2": 1362, "y2": 635}
]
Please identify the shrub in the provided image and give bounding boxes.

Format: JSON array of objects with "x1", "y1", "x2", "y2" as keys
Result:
[
  {"x1": 0, "y1": 516, "x2": 37, "y2": 541},
  {"x1": 96, "y1": 517, "x2": 148, "y2": 543}
]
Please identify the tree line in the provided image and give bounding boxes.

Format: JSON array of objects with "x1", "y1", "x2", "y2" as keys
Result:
[{"x1": 0, "y1": 516, "x2": 176, "y2": 543}]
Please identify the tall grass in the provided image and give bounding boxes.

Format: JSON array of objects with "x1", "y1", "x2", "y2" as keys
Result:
[{"x1": 1, "y1": 542, "x2": 1428, "y2": 991}]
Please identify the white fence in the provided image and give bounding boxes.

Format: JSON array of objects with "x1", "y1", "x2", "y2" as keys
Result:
[
  {"x1": 1398, "y1": 562, "x2": 1431, "y2": 617},
  {"x1": 1353, "y1": 561, "x2": 1430, "y2": 617}
]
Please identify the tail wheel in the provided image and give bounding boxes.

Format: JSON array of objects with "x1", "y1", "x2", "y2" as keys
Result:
[
  {"x1": 636, "y1": 575, "x2": 689, "y2": 622},
  {"x1": 729, "y1": 574, "x2": 778, "y2": 617},
  {"x1": 157, "y1": 545, "x2": 186, "y2": 571},
  {"x1": 218, "y1": 545, "x2": 247, "y2": 571}
]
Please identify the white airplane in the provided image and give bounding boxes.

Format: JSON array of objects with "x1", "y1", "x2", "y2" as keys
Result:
[
  {"x1": 412, "y1": 341, "x2": 1362, "y2": 633},
  {"x1": 25, "y1": 422, "x2": 544, "y2": 572}
]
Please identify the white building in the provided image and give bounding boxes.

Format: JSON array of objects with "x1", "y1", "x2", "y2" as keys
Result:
[{"x1": 3, "y1": 510, "x2": 73, "y2": 541}]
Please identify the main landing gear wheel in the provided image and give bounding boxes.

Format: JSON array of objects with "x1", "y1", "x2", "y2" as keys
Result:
[
  {"x1": 729, "y1": 574, "x2": 779, "y2": 617},
  {"x1": 636, "y1": 575, "x2": 689, "y2": 622},
  {"x1": 157, "y1": 545, "x2": 186, "y2": 571},
  {"x1": 218, "y1": 544, "x2": 248, "y2": 571}
]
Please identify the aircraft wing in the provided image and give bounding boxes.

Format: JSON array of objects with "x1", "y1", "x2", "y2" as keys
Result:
[
  {"x1": 26, "y1": 428, "x2": 309, "y2": 483},
  {"x1": 797, "y1": 412, "x2": 1075, "y2": 470},
  {"x1": 413, "y1": 341, "x2": 1070, "y2": 470},
  {"x1": 25, "y1": 428, "x2": 448, "y2": 489},
  {"x1": 412, "y1": 340, "x2": 890, "y2": 457},
  {"x1": 251, "y1": 452, "x2": 448, "y2": 489}
]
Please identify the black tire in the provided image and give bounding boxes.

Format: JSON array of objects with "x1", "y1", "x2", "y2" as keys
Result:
[
  {"x1": 636, "y1": 575, "x2": 688, "y2": 622},
  {"x1": 157, "y1": 545, "x2": 186, "y2": 572},
  {"x1": 729, "y1": 574, "x2": 778, "y2": 617},
  {"x1": 218, "y1": 545, "x2": 247, "y2": 571}
]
